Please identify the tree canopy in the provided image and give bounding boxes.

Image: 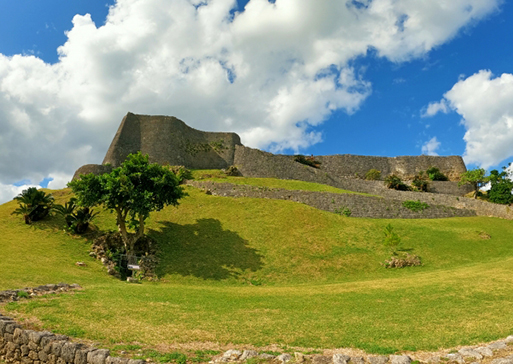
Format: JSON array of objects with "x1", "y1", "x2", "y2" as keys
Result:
[
  {"x1": 458, "y1": 168, "x2": 488, "y2": 199},
  {"x1": 69, "y1": 152, "x2": 186, "y2": 252}
]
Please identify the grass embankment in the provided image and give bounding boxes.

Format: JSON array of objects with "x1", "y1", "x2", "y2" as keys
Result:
[
  {"x1": 190, "y1": 169, "x2": 372, "y2": 196},
  {"x1": 1, "y1": 179, "x2": 513, "y2": 355}
]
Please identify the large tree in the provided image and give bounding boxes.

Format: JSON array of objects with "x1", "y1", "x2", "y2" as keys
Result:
[
  {"x1": 458, "y1": 168, "x2": 488, "y2": 199},
  {"x1": 69, "y1": 152, "x2": 185, "y2": 253}
]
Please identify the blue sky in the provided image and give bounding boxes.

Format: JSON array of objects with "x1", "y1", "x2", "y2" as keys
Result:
[{"x1": 0, "y1": 0, "x2": 512, "y2": 202}]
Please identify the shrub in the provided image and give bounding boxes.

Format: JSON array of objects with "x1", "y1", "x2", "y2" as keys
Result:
[
  {"x1": 426, "y1": 167, "x2": 448, "y2": 181},
  {"x1": 294, "y1": 155, "x2": 321, "y2": 168},
  {"x1": 384, "y1": 175, "x2": 410, "y2": 191},
  {"x1": 411, "y1": 172, "x2": 429, "y2": 192},
  {"x1": 383, "y1": 224, "x2": 401, "y2": 250},
  {"x1": 167, "y1": 165, "x2": 193, "y2": 184},
  {"x1": 365, "y1": 169, "x2": 381, "y2": 180},
  {"x1": 224, "y1": 165, "x2": 241, "y2": 176},
  {"x1": 334, "y1": 206, "x2": 352, "y2": 217},
  {"x1": 53, "y1": 198, "x2": 99, "y2": 234},
  {"x1": 402, "y1": 200, "x2": 429, "y2": 212},
  {"x1": 488, "y1": 180, "x2": 513, "y2": 204},
  {"x1": 12, "y1": 187, "x2": 54, "y2": 224}
]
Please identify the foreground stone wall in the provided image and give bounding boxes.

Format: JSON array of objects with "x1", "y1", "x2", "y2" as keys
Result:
[{"x1": 102, "y1": 113, "x2": 242, "y2": 169}]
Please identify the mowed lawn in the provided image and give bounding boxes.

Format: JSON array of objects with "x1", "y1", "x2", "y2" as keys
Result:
[{"x1": 1, "y1": 183, "x2": 513, "y2": 354}]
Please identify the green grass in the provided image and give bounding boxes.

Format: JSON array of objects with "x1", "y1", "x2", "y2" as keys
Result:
[
  {"x1": 190, "y1": 169, "x2": 372, "y2": 195},
  {"x1": 2, "y1": 184, "x2": 513, "y2": 354}
]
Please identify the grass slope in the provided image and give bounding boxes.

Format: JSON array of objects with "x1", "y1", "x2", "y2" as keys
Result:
[{"x1": 1, "y1": 180, "x2": 513, "y2": 355}]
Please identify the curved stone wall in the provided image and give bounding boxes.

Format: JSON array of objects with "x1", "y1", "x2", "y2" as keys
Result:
[{"x1": 102, "y1": 113, "x2": 242, "y2": 169}]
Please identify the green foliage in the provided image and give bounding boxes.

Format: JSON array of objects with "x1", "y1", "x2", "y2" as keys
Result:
[
  {"x1": 224, "y1": 165, "x2": 241, "y2": 176},
  {"x1": 12, "y1": 187, "x2": 54, "y2": 224},
  {"x1": 426, "y1": 167, "x2": 448, "y2": 181},
  {"x1": 53, "y1": 198, "x2": 99, "y2": 234},
  {"x1": 69, "y1": 152, "x2": 186, "y2": 252},
  {"x1": 411, "y1": 172, "x2": 429, "y2": 192},
  {"x1": 167, "y1": 166, "x2": 193, "y2": 184},
  {"x1": 488, "y1": 167, "x2": 513, "y2": 205},
  {"x1": 16, "y1": 291, "x2": 29, "y2": 298},
  {"x1": 365, "y1": 169, "x2": 381, "y2": 181},
  {"x1": 384, "y1": 175, "x2": 410, "y2": 191},
  {"x1": 334, "y1": 206, "x2": 352, "y2": 217},
  {"x1": 383, "y1": 223, "x2": 401, "y2": 250},
  {"x1": 459, "y1": 168, "x2": 489, "y2": 199},
  {"x1": 402, "y1": 200, "x2": 429, "y2": 212},
  {"x1": 294, "y1": 155, "x2": 321, "y2": 168}
]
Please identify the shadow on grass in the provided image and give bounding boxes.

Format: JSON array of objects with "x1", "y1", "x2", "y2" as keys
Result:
[{"x1": 150, "y1": 218, "x2": 264, "y2": 280}]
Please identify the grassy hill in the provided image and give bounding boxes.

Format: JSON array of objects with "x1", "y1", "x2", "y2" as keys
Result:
[{"x1": 1, "y1": 176, "x2": 513, "y2": 357}]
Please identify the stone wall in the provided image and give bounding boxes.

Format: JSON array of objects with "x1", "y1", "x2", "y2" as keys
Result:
[
  {"x1": 233, "y1": 145, "x2": 469, "y2": 194},
  {"x1": 187, "y1": 181, "x2": 513, "y2": 220},
  {"x1": 187, "y1": 181, "x2": 477, "y2": 219},
  {"x1": 102, "y1": 113, "x2": 242, "y2": 169}
]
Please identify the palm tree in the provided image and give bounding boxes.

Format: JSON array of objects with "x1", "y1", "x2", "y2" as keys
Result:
[
  {"x1": 53, "y1": 198, "x2": 98, "y2": 233},
  {"x1": 12, "y1": 187, "x2": 54, "y2": 223}
]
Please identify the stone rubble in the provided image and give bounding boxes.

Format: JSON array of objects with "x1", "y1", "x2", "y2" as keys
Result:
[{"x1": 0, "y1": 284, "x2": 82, "y2": 303}]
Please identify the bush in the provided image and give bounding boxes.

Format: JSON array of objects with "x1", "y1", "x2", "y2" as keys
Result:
[
  {"x1": 488, "y1": 180, "x2": 513, "y2": 204},
  {"x1": 294, "y1": 155, "x2": 321, "y2": 168},
  {"x1": 411, "y1": 172, "x2": 429, "y2": 192},
  {"x1": 334, "y1": 206, "x2": 351, "y2": 217},
  {"x1": 224, "y1": 165, "x2": 241, "y2": 176},
  {"x1": 12, "y1": 187, "x2": 54, "y2": 224},
  {"x1": 384, "y1": 175, "x2": 410, "y2": 191},
  {"x1": 53, "y1": 198, "x2": 99, "y2": 234},
  {"x1": 167, "y1": 166, "x2": 193, "y2": 184},
  {"x1": 402, "y1": 200, "x2": 429, "y2": 212},
  {"x1": 365, "y1": 169, "x2": 381, "y2": 181},
  {"x1": 426, "y1": 167, "x2": 448, "y2": 181},
  {"x1": 383, "y1": 224, "x2": 401, "y2": 250}
]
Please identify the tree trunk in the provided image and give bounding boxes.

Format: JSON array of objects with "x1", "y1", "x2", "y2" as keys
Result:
[{"x1": 116, "y1": 208, "x2": 132, "y2": 252}]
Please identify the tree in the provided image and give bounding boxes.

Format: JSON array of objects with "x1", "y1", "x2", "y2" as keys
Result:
[
  {"x1": 458, "y1": 168, "x2": 488, "y2": 199},
  {"x1": 68, "y1": 152, "x2": 186, "y2": 252},
  {"x1": 53, "y1": 198, "x2": 99, "y2": 234},
  {"x1": 12, "y1": 187, "x2": 54, "y2": 224},
  {"x1": 487, "y1": 166, "x2": 513, "y2": 205}
]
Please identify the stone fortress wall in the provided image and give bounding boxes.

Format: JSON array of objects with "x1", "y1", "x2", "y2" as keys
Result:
[
  {"x1": 74, "y1": 113, "x2": 467, "y2": 189},
  {"x1": 72, "y1": 113, "x2": 513, "y2": 220}
]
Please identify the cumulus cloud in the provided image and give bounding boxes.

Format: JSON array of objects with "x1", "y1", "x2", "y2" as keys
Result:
[
  {"x1": 424, "y1": 70, "x2": 513, "y2": 168},
  {"x1": 0, "y1": 0, "x2": 502, "y2": 189},
  {"x1": 0, "y1": 183, "x2": 39, "y2": 205},
  {"x1": 421, "y1": 137, "x2": 441, "y2": 156}
]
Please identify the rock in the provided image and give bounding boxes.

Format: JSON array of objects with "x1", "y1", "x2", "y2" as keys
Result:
[
  {"x1": 445, "y1": 353, "x2": 464, "y2": 364},
  {"x1": 87, "y1": 349, "x2": 111, "y2": 364},
  {"x1": 506, "y1": 336, "x2": 513, "y2": 344},
  {"x1": 295, "y1": 352, "x2": 305, "y2": 363},
  {"x1": 491, "y1": 359, "x2": 513, "y2": 364},
  {"x1": 350, "y1": 357, "x2": 365, "y2": 364},
  {"x1": 312, "y1": 356, "x2": 332, "y2": 364},
  {"x1": 127, "y1": 360, "x2": 145, "y2": 364},
  {"x1": 75, "y1": 262, "x2": 87, "y2": 267},
  {"x1": 126, "y1": 277, "x2": 138, "y2": 283},
  {"x1": 428, "y1": 356, "x2": 440, "y2": 363},
  {"x1": 458, "y1": 348, "x2": 483, "y2": 360},
  {"x1": 389, "y1": 356, "x2": 411, "y2": 364},
  {"x1": 488, "y1": 342, "x2": 508, "y2": 351},
  {"x1": 276, "y1": 353, "x2": 292, "y2": 363},
  {"x1": 475, "y1": 347, "x2": 493, "y2": 357},
  {"x1": 239, "y1": 350, "x2": 258, "y2": 361},
  {"x1": 61, "y1": 342, "x2": 78, "y2": 363},
  {"x1": 222, "y1": 350, "x2": 242, "y2": 361},
  {"x1": 259, "y1": 353, "x2": 276, "y2": 360},
  {"x1": 368, "y1": 356, "x2": 389, "y2": 364},
  {"x1": 333, "y1": 354, "x2": 351, "y2": 364}
]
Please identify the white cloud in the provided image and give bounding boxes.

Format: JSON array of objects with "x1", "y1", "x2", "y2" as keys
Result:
[
  {"x1": 0, "y1": 183, "x2": 39, "y2": 205},
  {"x1": 421, "y1": 137, "x2": 441, "y2": 156},
  {"x1": 424, "y1": 70, "x2": 513, "y2": 168},
  {"x1": 421, "y1": 99, "x2": 450, "y2": 117},
  {"x1": 0, "y1": 0, "x2": 502, "y2": 187},
  {"x1": 46, "y1": 172, "x2": 73, "y2": 190}
]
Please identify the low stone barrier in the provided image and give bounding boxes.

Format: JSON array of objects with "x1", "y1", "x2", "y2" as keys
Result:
[{"x1": 0, "y1": 284, "x2": 82, "y2": 303}]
